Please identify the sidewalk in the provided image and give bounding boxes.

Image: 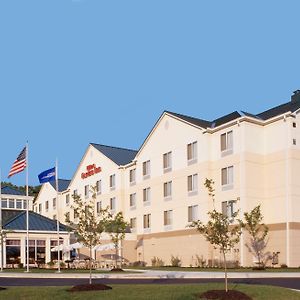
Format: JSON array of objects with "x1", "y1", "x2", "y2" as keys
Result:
[{"x1": 0, "y1": 269, "x2": 300, "y2": 279}]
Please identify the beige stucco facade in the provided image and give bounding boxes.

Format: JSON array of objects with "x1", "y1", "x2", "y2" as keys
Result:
[{"x1": 35, "y1": 100, "x2": 300, "y2": 267}]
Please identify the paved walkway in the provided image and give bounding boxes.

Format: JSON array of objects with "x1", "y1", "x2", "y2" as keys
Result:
[{"x1": 0, "y1": 269, "x2": 299, "y2": 279}]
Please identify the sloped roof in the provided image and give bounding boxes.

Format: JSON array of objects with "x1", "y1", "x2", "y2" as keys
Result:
[
  {"x1": 1, "y1": 186, "x2": 24, "y2": 196},
  {"x1": 257, "y1": 100, "x2": 300, "y2": 120},
  {"x1": 165, "y1": 111, "x2": 212, "y2": 129},
  {"x1": 3, "y1": 210, "x2": 68, "y2": 232},
  {"x1": 91, "y1": 143, "x2": 138, "y2": 165},
  {"x1": 49, "y1": 179, "x2": 71, "y2": 192}
]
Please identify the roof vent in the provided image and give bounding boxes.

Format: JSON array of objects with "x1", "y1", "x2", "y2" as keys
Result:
[{"x1": 291, "y1": 90, "x2": 300, "y2": 102}]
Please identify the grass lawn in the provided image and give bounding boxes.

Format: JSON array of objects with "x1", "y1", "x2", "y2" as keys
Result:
[
  {"x1": 1, "y1": 268, "x2": 129, "y2": 273},
  {"x1": 0, "y1": 284, "x2": 299, "y2": 300}
]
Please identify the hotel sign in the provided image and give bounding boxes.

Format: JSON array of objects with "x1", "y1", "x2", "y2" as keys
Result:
[{"x1": 81, "y1": 164, "x2": 102, "y2": 179}]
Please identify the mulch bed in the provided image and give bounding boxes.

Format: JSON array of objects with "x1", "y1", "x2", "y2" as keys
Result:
[
  {"x1": 68, "y1": 284, "x2": 112, "y2": 292},
  {"x1": 0, "y1": 287, "x2": 6, "y2": 291},
  {"x1": 198, "y1": 290, "x2": 252, "y2": 300},
  {"x1": 110, "y1": 268, "x2": 124, "y2": 272}
]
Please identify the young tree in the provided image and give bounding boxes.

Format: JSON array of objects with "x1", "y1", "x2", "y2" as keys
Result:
[
  {"x1": 243, "y1": 205, "x2": 270, "y2": 268},
  {"x1": 65, "y1": 190, "x2": 109, "y2": 284},
  {"x1": 189, "y1": 179, "x2": 242, "y2": 292},
  {"x1": 105, "y1": 211, "x2": 129, "y2": 269}
]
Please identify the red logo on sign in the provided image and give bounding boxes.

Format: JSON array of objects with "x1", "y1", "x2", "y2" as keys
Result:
[{"x1": 81, "y1": 164, "x2": 102, "y2": 179}]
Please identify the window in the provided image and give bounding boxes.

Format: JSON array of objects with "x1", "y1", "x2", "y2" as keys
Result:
[
  {"x1": 222, "y1": 200, "x2": 236, "y2": 218},
  {"x1": 6, "y1": 239, "x2": 21, "y2": 264},
  {"x1": 45, "y1": 201, "x2": 49, "y2": 211},
  {"x1": 164, "y1": 210, "x2": 173, "y2": 227},
  {"x1": 129, "y1": 169, "x2": 136, "y2": 185},
  {"x1": 96, "y1": 180, "x2": 102, "y2": 194},
  {"x1": 143, "y1": 214, "x2": 151, "y2": 229},
  {"x1": 142, "y1": 160, "x2": 151, "y2": 178},
  {"x1": 293, "y1": 139, "x2": 297, "y2": 145},
  {"x1": 110, "y1": 174, "x2": 116, "y2": 190},
  {"x1": 188, "y1": 205, "x2": 198, "y2": 222},
  {"x1": 39, "y1": 203, "x2": 42, "y2": 213},
  {"x1": 53, "y1": 215, "x2": 56, "y2": 220},
  {"x1": 110, "y1": 197, "x2": 116, "y2": 212},
  {"x1": 221, "y1": 166, "x2": 234, "y2": 189},
  {"x1": 187, "y1": 174, "x2": 198, "y2": 194},
  {"x1": 143, "y1": 187, "x2": 151, "y2": 205},
  {"x1": 74, "y1": 209, "x2": 79, "y2": 219},
  {"x1": 65, "y1": 194, "x2": 70, "y2": 206},
  {"x1": 96, "y1": 201, "x2": 102, "y2": 214},
  {"x1": 9, "y1": 199, "x2": 15, "y2": 209},
  {"x1": 187, "y1": 141, "x2": 197, "y2": 163},
  {"x1": 130, "y1": 217, "x2": 137, "y2": 232},
  {"x1": 23, "y1": 200, "x2": 27, "y2": 210},
  {"x1": 163, "y1": 181, "x2": 172, "y2": 199},
  {"x1": 130, "y1": 193, "x2": 136, "y2": 208},
  {"x1": 1, "y1": 199, "x2": 7, "y2": 208},
  {"x1": 52, "y1": 198, "x2": 56, "y2": 209},
  {"x1": 84, "y1": 185, "x2": 89, "y2": 198},
  {"x1": 293, "y1": 122, "x2": 297, "y2": 128},
  {"x1": 163, "y1": 151, "x2": 172, "y2": 172},
  {"x1": 221, "y1": 131, "x2": 233, "y2": 155},
  {"x1": 16, "y1": 199, "x2": 22, "y2": 209}
]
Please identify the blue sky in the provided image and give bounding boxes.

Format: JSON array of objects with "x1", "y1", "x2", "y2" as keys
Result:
[{"x1": 1, "y1": 0, "x2": 300, "y2": 186}]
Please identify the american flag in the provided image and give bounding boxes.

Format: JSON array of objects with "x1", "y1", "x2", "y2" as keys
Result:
[{"x1": 8, "y1": 146, "x2": 27, "y2": 178}]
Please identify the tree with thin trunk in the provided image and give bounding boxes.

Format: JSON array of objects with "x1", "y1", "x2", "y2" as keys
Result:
[
  {"x1": 105, "y1": 211, "x2": 129, "y2": 269},
  {"x1": 243, "y1": 205, "x2": 270, "y2": 268},
  {"x1": 189, "y1": 179, "x2": 242, "y2": 292},
  {"x1": 65, "y1": 189, "x2": 109, "y2": 284}
]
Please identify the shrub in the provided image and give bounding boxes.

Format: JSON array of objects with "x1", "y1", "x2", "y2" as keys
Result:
[
  {"x1": 151, "y1": 256, "x2": 164, "y2": 267},
  {"x1": 132, "y1": 261, "x2": 147, "y2": 267},
  {"x1": 280, "y1": 264, "x2": 288, "y2": 268},
  {"x1": 18, "y1": 263, "x2": 23, "y2": 269},
  {"x1": 170, "y1": 255, "x2": 181, "y2": 267},
  {"x1": 195, "y1": 255, "x2": 206, "y2": 268},
  {"x1": 47, "y1": 261, "x2": 55, "y2": 268}
]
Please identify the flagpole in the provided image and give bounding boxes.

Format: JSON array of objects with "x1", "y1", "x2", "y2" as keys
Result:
[
  {"x1": 0, "y1": 169, "x2": 3, "y2": 272},
  {"x1": 56, "y1": 159, "x2": 61, "y2": 273},
  {"x1": 26, "y1": 142, "x2": 29, "y2": 273}
]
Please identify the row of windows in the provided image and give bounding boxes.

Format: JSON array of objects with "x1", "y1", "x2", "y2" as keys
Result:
[
  {"x1": 129, "y1": 200, "x2": 236, "y2": 231},
  {"x1": 129, "y1": 167, "x2": 234, "y2": 208},
  {"x1": 1, "y1": 198, "x2": 28, "y2": 209}
]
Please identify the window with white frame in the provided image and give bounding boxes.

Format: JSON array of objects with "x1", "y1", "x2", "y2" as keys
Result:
[
  {"x1": 45, "y1": 200, "x2": 49, "y2": 211},
  {"x1": 96, "y1": 201, "x2": 102, "y2": 214},
  {"x1": 163, "y1": 181, "x2": 172, "y2": 199},
  {"x1": 163, "y1": 151, "x2": 172, "y2": 172},
  {"x1": 110, "y1": 174, "x2": 116, "y2": 190},
  {"x1": 130, "y1": 217, "x2": 137, "y2": 231},
  {"x1": 9, "y1": 199, "x2": 14, "y2": 209},
  {"x1": 1, "y1": 199, "x2": 7, "y2": 208},
  {"x1": 222, "y1": 200, "x2": 236, "y2": 218},
  {"x1": 73, "y1": 190, "x2": 78, "y2": 198},
  {"x1": 65, "y1": 194, "x2": 70, "y2": 206},
  {"x1": 129, "y1": 169, "x2": 136, "y2": 185},
  {"x1": 188, "y1": 205, "x2": 198, "y2": 222},
  {"x1": 39, "y1": 203, "x2": 42, "y2": 213},
  {"x1": 187, "y1": 174, "x2": 198, "y2": 194},
  {"x1": 130, "y1": 193, "x2": 136, "y2": 208},
  {"x1": 142, "y1": 160, "x2": 151, "y2": 178},
  {"x1": 53, "y1": 215, "x2": 56, "y2": 220},
  {"x1": 220, "y1": 131, "x2": 233, "y2": 155},
  {"x1": 96, "y1": 180, "x2": 102, "y2": 194},
  {"x1": 164, "y1": 210, "x2": 173, "y2": 226},
  {"x1": 52, "y1": 198, "x2": 56, "y2": 209},
  {"x1": 110, "y1": 197, "x2": 116, "y2": 212},
  {"x1": 143, "y1": 187, "x2": 151, "y2": 205},
  {"x1": 187, "y1": 141, "x2": 197, "y2": 163},
  {"x1": 143, "y1": 214, "x2": 151, "y2": 229},
  {"x1": 221, "y1": 166, "x2": 234, "y2": 189},
  {"x1": 84, "y1": 185, "x2": 89, "y2": 198},
  {"x1": 16, "y1": 199, "x2": 22, "y2": 209}
]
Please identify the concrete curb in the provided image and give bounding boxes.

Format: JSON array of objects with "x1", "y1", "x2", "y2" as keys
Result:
[{"x1": 0, "y1": 270, "x2": 300, "y2": 279}]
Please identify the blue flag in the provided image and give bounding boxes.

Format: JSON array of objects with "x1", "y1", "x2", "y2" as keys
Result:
[{"x1": 38, "y1": 167, "x2": 56, "y2": 184}]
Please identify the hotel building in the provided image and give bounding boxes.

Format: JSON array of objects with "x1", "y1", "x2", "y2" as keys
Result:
[{"x1": 35, "y1": 90, "x2": 300, "y2": 267}]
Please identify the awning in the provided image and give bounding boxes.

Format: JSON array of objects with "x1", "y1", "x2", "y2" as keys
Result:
[{"x1": 93, "y1": 243, "x2": 115, "y2": 252}]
